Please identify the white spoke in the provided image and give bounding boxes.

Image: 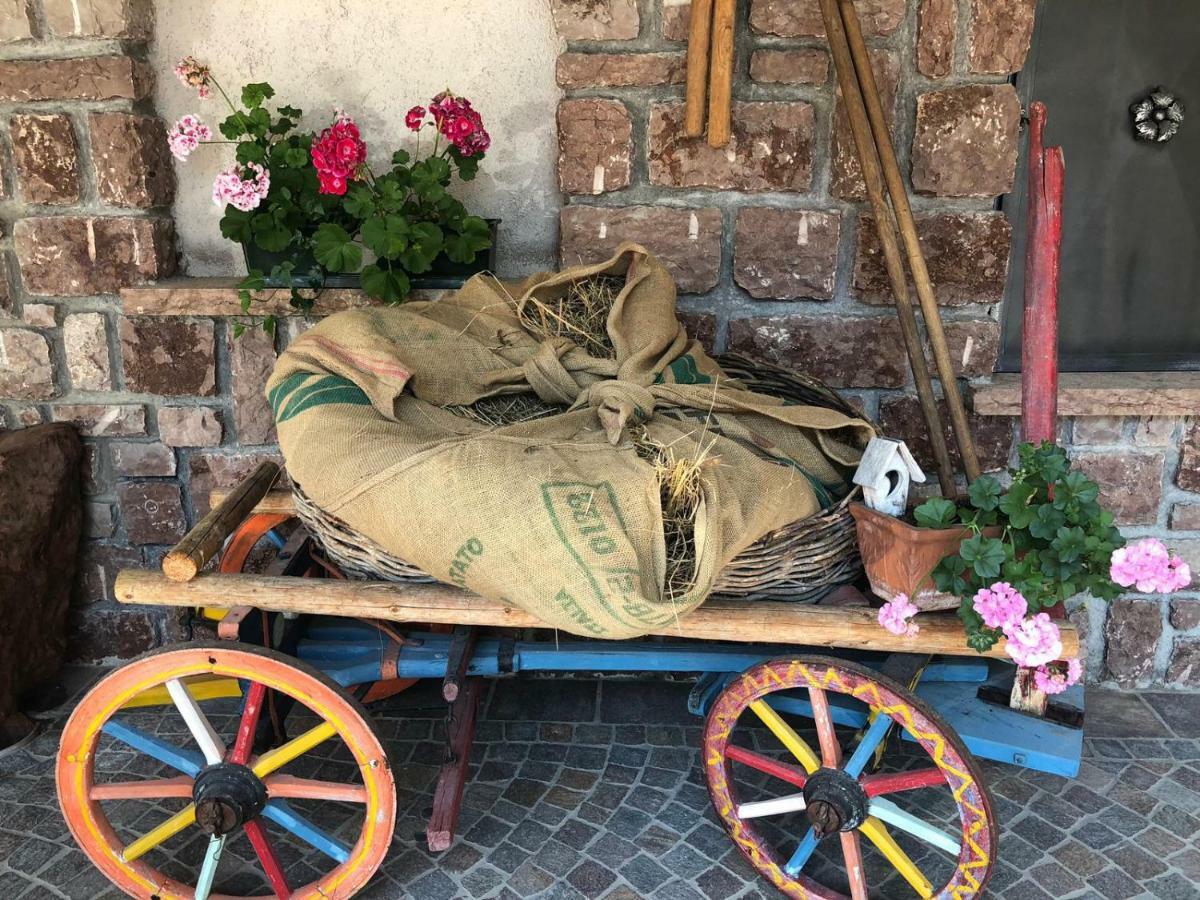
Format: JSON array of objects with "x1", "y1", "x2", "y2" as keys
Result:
[
  {"x1": 166, "y1": 678, "x2": 225, "y2": 765},
  {"x1": 194, "y1": 835, "x2": 225, "y2": 900},
  {"x1": 868, "y1": 797, "x2": 961, "y2": 856},
  {"x1": 736, "y1": 792, "x2": 808, "y2": 819}
]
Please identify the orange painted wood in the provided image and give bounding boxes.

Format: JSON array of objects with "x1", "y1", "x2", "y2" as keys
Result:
[
  {"x1": 264, "y1": 775, "x2": 368, "y2": 804},
  {"x1": 89, "y1": 776, "x2": 194, "y2": 801}
]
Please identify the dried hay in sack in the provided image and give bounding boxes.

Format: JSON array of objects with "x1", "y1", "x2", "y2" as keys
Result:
[{"x1": 269, "y1": 243, "x2": 875, "y2": 638}]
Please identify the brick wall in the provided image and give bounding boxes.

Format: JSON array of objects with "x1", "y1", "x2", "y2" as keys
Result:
[{"x1": 0, "y1": 0, "x2": 1196, "y2": 683}]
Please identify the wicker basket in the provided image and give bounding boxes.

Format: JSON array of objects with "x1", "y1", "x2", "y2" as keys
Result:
[{"x1": 293, "y1": 353, "x2": 870, "y2": 603}]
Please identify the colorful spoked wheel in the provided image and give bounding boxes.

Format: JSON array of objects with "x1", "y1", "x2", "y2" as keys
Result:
[
  {"x1": 57, "y1": 643, "x2": 396, "y2": 899},
  {"x1": 703, "y1": 656, "x2": 996, "y2": 899}
]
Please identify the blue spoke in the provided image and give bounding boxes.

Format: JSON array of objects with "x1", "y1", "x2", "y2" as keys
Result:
[
  {"x1": 783, "y1": 827, "x2": 821, "y2": 877},
  {"x1": 102, "y1": 719, "x2": 204, "y2": 777},
  {"x1": 843, "y1": 713, "x2": 893, "y2": 779},
  {"x1": 261, "y1": 800, "x2": 351, "y2": 864}
]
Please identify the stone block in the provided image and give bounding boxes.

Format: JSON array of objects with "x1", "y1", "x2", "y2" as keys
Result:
[
  {"x1": 0, "y1": 329, "x2": 55, "y2": 399},
  {"x1": 119, "y1": 318, "x2": 215, "y2": 396},
  {"x1": 968, "y1": 0, "x2": 1037, "y2": 74},
  {"x1": 1170, "y1": 600, "x2": 1200, "y2": 632},
  {"x1": 67, "y1": 606, "x2": 159, "y2": 661},
  {"x1": 1072, "y1": 417, "x2": 1125, "y2": 445},
  {"x1": 917, "y1": 0, "x2": 957, "y2": 77},
  {"x1": 559, "y1": 206, "x2": 722, "y2": 294},
  {"x1": 550, "y1": 0, "x2": 639, "y2": 41},
  {"x1": 80, "y1": 442, "x2": 105, "y2": 494},
  {"x1": 21, "y1": 303, "x2": 57, "y2": 327},
  {"x1": 556, "y1": 52, "x2": 685, "y2": 88},
  {"x1": 0, "y1": 56, "x2": 153, "y2": 102},
  {"x1": 229, "y1": 321, "x2": 276, "y2": 444},
  {"x1": 727, "y1": 315, "x2": 907, "y2": 389},
  {"x1": 1170, "y1": 504, "x2": 1200, "y2": 531},
  {"x1": 74, "y1": 541, "x2": 141, "y2": 605},
  {"x1": 878, "y1": 394, "x2": 1014, "y2": 474},
  {"x1": 10, "y1": 113, "x2": 80, "y2": 205},
  {"x1": 117, "y1": 480, "x2": 186, "y2": 544},
  {"x1": 43, "y1": 0, "x2": 152, "y2": 39},
  {"x1": 189, "y1": 450, "x2": 285, "y2": 516},
  {"x1": 830, "y1": 50, "x2": 899, "y2": 201},
  {"x1": 557, "y1": 99, "x2": 632, "y2": 195},
  {"x1": 1133, "y1": 416, "x2": 1179, "y2": 446},
  {"x1": 854, "y1": 212, "x2": 1011, "y2": 305},
  {"x1": 733, "y1": 208, "x2": 840, "y2": 300},
  {"x1": 911, "y1": 84, "x2": 1021, "y2": 198},
  {"x1": 943, "y1": 319, "x2": 1001, "y2": 379},
  {"x1": 52, "y1": 404, "x2": 145, "y2": 436},
  {"x1": 649, "y1": 102, "x2": 814, "y2": 192},
  {"x1": 63, "y1": 312, "x2": 112, "y2": 391},
  {"x1": 0, "y1": 255, "x2": 11, "y2": 314},
  {"x1": 1105, "y1": 598, "x2": 1163, "y2": 684},
  {"x1": 748, "y1": 49, "x2": 828, "y2": 85},
  {"x1": 157, "y1": 406, "x2": 222, "y2": 447},
  {"x1": 678, "y1": 312, "x2": 716, "y2": 353},
  {"x1": 11, "y1": 404, "x2": 45, "y2": 427},
  {"x1": 1167, "y1": 639, "x2": 1200, "y2": 687},
  {"x1": 1179, "y1": 422, "x2": 1200, "y2": 492},
  {"x1": 662, "y1": 0, "x2": 690, "y2": 40},
  {"x1": 89, "y1": 113, "x2": 175, "y2": 208},
  {"x1": 85, "y1": 501, "x2": 116, "y2": 539},
  {"x1": 750, "y1": 0, "x2": 904, "y2": 38},
  {"x1": 14, "y1": 216, "x2": 175, "y2": 296},
  {"x1": 0, "y1": 0, "x2": 33, "y2": 42},
  {"x1": 111, "y1": 441, "x2": 175, "y2": 477},
  {"x1": 1072, "y1": 451, "x2": 1164, "y2": 526}
]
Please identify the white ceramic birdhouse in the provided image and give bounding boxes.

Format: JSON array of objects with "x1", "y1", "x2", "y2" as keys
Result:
[{"x1": 852, "y1": 437, "x2": 926, "y2": 517}]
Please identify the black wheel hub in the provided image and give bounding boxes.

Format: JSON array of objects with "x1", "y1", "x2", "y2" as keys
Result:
[
  {"x1": 803, "y1": 767, "x2": 869, "y2": 837},
  {"x1": 192, "y1": 763, "x2": 268, "y2": 836}
]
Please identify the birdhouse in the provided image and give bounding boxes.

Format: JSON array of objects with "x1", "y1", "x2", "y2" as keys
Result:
[{"x1": 852, "y1": 437, "x2": 926, "y2": 517}]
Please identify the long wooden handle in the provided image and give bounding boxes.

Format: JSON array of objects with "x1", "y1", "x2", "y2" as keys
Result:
[
  {"x1": 837, "y1": 0, "x2": 980, "y2": 482},
  {"x1": 163, "y1": 461, "x2": 281, "y2": 582},
  {"x1": 816, "y1": 0, "x2": 958, "y2": 497},
  {"x1": 706, "y1": 0, "x2": 736, "y2": 147},
  {"x1": 684, "y1": 0, "x2": 715, "y2": 137}
]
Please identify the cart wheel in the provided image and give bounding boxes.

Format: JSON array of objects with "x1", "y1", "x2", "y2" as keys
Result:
[
  {"x1": 703, "y1": 656, "x2": 996, "y2": 900},
  {"x1": 57, "y1": 643, "x2": 396, "y2": 900}
]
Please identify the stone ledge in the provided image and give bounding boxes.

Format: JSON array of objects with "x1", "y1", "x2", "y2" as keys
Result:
[
  {"x1": 120, "y1": 277, "x2": 445, "y2": 317},
  {"x1": 975, "y1": 372, "x2": 1200, "y2": 417}
]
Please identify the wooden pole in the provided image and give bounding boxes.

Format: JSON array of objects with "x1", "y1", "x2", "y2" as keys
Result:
[
  {"x1": 684, "y1": 0, "x2": 715, "y2": 138},
  {"x1": 706, "y1": 0, "x2": 736, "y2": 147},
  {"x1": 816, "y1": 0, "x2": 959, "y2": 497},
  {"x1": 837, "y1": 0, "x2": 981, "y2": 483},
  {"x1": 162, "y1": 461, "x2": 281, "y2": 582}
]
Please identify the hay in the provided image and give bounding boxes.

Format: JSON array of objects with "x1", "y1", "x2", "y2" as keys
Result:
[
  {"x1": 446, "y1": 393, "x2": 563, "y2": 427},
  {"x1": 519, "y1": 275, "x2": 623, "y2": 359}
]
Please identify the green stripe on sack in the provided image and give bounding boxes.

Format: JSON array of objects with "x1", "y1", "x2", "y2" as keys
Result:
[
  {"x1": 268, "y1": 372, "x2": 311, "y2": 418},
  {"x1": 276, "y1": 375, "x2": 372, "y2": 424},
  {"x1": 654, "y1": 354, "x2": 713, "y2": 386}
]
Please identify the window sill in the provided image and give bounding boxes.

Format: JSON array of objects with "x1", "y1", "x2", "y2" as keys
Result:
[{"x1": 974, "y1": 372, "x2": 1200, "y2": 417}]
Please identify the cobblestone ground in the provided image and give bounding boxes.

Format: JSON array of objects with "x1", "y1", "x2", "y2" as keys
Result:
[{"x1": 2, "y1": 670, "x2": 1199, "y2": 899}]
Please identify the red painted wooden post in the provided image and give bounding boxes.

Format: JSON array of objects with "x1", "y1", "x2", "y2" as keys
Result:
[{"x1": 427, "y1": 677, "x2": 483, "y2": 852}]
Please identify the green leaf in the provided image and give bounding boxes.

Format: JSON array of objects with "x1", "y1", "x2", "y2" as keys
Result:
[
  {"x1": 251, "y1": 215, "x2": 292, "y2": 252},
  {"x1": 343, "y1": 185, "x2": 377, "y2": 219},
  {"x1": 278, "y1": 104, "x2": 303, "y2": 118},
  {"x1": 391, "y1": 149, "x2": 411, "y2": 167},
  {"x1": 262, "y1": 314, "x2": 277, "y2": 337},
  {"x1": 232, "y1": 322, "x2": 246, "y2": 339},
  {"x1": 219, "y1": 113, "x2": 247, "y2": 140},
  {"x1": 219, "y1": 208, "x2": 254, "y2": 243},
  {"x1": 283, "y1": 146, "x2": 309, "y2": 168},
  {"x1": 1051, "y1": 525, "x2": 1088, "y2": 563},
  {"x1": 967, "y1": 475, "x2": 1002, "y2": 511},
  {"x1": 246, "y1": 107, "x2": 271, "y2": 138},
  {"x1": 361, "y1": 215, "x2": 410, "y2": 259},
  {"x1": 312, "y1": 223, "x2": 363, "y2": 273},
  {"x1": 914, "y1": 497, "x2": 957, "y2": 529},
  {"x1": 998, "y1": 481, "x2": 1037, "y2": 527},
  {"x1": 399, "y1": 221, "x2": 443, "y2": 273},
  {"x1": 241, "y1": 82, "x2": 276, "y2": 109},
  {"x1": 235, "y1": 141, "x2": 267, "y2": 165},
  {"x1": 449, "y1": 145, "x2": 481, "y2": 181},
  {"x1": 425, "y1": 156, "x2": 451, "y2": 183},
  {"x1": 360, "y1": 263, "x2": 411, "y2": 303},
  {"x1": 1028, "y1": 503, "x2": 1066, "y2": 540},
  {"x1": 959, "y1": 534, "x2": 1005, "y2": 579},
  {"x1": 932, "y1": 555, "x2": 971, "y2": 597}
]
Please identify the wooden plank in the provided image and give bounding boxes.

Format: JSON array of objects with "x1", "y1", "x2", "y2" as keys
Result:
[
  {"x1": 684, "y1": 0, "x2": 714, "y2": 137},
  {"x1": 211, "y1": 488, "x2": 296, "y2": 516},
  {"x1": 112, "y1": 570, "x2": 1079, "y2": 660},
  {"x1": 974, "y1": 372, "x2": 1200, "y2": 417},
  {"x1": 427, "y1": 678, "x2": 483, "y2": 852},
  {"x1": 706, "y1": 0, "x2": 736, "y2": 147}
]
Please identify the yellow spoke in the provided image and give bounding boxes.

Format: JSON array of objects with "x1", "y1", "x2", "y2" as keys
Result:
[
  {"x1": 121, "y1": 805, "x2": 196, "y2": 862},
  {"x1": 860, "y1": 816, "x2": 933, "y2": 899},
  {"x1": 749, "y1": 699, "x2": 821, "y2": 774},
  {"x1": 251, "y1": 721, "x2": 338, "y2": 779}
]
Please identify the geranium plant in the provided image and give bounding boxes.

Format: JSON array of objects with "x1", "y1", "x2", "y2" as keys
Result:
[
  {"x1": 884, "y1": 441, "x2": 1191, "y2": 694},
  {"x1": 167, "y1": 58, "x2": 492, "y2": 335}
]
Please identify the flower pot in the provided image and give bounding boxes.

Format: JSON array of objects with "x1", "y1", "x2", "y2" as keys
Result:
[
  {"x1": 242, "y1": 219, "x2": 500, "y2": 291},
  {"x1": 849, "y1": 502, "x2": 1002, "y2": 611}
]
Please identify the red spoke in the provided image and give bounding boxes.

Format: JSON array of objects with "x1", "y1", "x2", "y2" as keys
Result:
[
  {"x1": 840, "y1": 831, "x2": 869, "y2": 900},
  {"x1": 807, "y1": 685, "x2": 841, "y2": 767},
  {"x1": 90, "y1": 776, "x2": 193, "y2": 801},
  {"x1": 244, "y1": 818, "x2": 292, "y2": 899},
  {"x1": 230, "y1": 681, "x2": 267, "y2": 765},
  {"x1": 725, "y1": 744, "x2": 808, "y2": 789},
  {"x1": 861, "y1": 768, "x2": 946, "y2": 797},
  {"x1": 264, "y1": 775, "x2": 368, "y2": 803}
]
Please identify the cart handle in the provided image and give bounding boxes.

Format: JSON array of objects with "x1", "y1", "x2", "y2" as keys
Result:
[{"x1": 163, "y1": 461, "x2": 281, "y2": 582}]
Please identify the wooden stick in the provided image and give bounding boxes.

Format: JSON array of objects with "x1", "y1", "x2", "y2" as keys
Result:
[
  {"x1": 816, "y1": 0, "x2": 958, "y2": 497},
  {"x1": 112, "y1": 569, "x2": 1079, "y2": 660},
  {"x1": 706, "y1": 0, "x2": 736, "y2": 147},
  {"x1": 210, "y1": 488, "x2": 296, "y2": 516},
  {"x1": 427, "y1": 678, "x2": 482, "y2": 852},
  {"x1": 162, "y1": 461, "x2": 281, "y2": 582},
  {"x1": 684, "y1": 0, "x2": 715, "y2": 138},
  {"x1": 837, "y1": 0, "x2": 981, "y2": 483}
]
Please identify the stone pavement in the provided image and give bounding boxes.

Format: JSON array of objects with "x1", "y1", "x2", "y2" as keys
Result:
[{"x1": 2, "y1": 671, "x2": 1200, "y2": 899}]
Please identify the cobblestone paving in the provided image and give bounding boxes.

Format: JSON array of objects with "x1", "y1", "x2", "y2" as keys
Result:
[{"x1": 2, "y1": 671, "x2": 1200, "y2": 899}]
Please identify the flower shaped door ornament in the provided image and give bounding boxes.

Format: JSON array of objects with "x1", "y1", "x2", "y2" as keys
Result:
[{"x1": 1131, "y1": 86, "x2": 1184, "y2": 142}]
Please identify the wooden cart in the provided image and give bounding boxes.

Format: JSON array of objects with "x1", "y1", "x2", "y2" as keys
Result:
[{"x1": 56, "y1": 462, "x2": 1084, "y2": 899}]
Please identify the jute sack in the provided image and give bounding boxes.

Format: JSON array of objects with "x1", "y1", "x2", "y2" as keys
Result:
[{"x1": 268, "y1": 243, "x2": 874, "y2": 638}]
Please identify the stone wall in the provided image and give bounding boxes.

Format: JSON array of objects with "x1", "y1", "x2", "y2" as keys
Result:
[{"x1": 0, "y1": 0, "x2": 1196, "y2": 683}]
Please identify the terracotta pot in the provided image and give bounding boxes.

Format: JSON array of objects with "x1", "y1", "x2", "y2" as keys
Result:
[{"x1": 849, "y1": 502, "x2": 1002, "y2": 611}]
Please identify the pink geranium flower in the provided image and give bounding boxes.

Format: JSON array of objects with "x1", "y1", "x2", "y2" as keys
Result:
[
  {"x1": 1003, "y1": 613, "x2": 1063, "y2": 668},
  {"x1": 212, "y1": 162, "x2": 270, "y2": 211},
  {"x1": 405, "y1": 105, "x2": 426, "y2": 131},
  {"x1": 972, "y1": 582, "x2": 1028, "y2": 632},
  {"x1": 167, "y1": 114, "x2": 212, "y2": 161},
  {"x1": 311, "y1": 113, "x2": 367, "y2": 194},
  {"x1": 878, "y1": 593, "x2": 920, "y2": 638},
  {"x1": 1033, "y1": 658, "x2": 1082, "y2": 695},
  {"x1": 1111, "y1": 538, "x2": 1192, "y2": 593},
  {"x1": 174, "y1": 56, "x2": 213, "y2": 99}
]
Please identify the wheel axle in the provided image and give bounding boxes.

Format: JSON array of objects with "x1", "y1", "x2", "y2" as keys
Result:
[{"x1": 193, "y1": 763, "x2": 268, "y2": 836}]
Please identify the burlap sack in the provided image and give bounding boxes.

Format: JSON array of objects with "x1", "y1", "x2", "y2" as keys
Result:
[{"x1": 268, "y1": 244, "x2": 874, "y2": 638}]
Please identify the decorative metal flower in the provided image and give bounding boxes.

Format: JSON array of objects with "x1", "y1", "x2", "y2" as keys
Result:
[{"x1": 1131, "y1": 87, "x2": 1184, "y2": 142}]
